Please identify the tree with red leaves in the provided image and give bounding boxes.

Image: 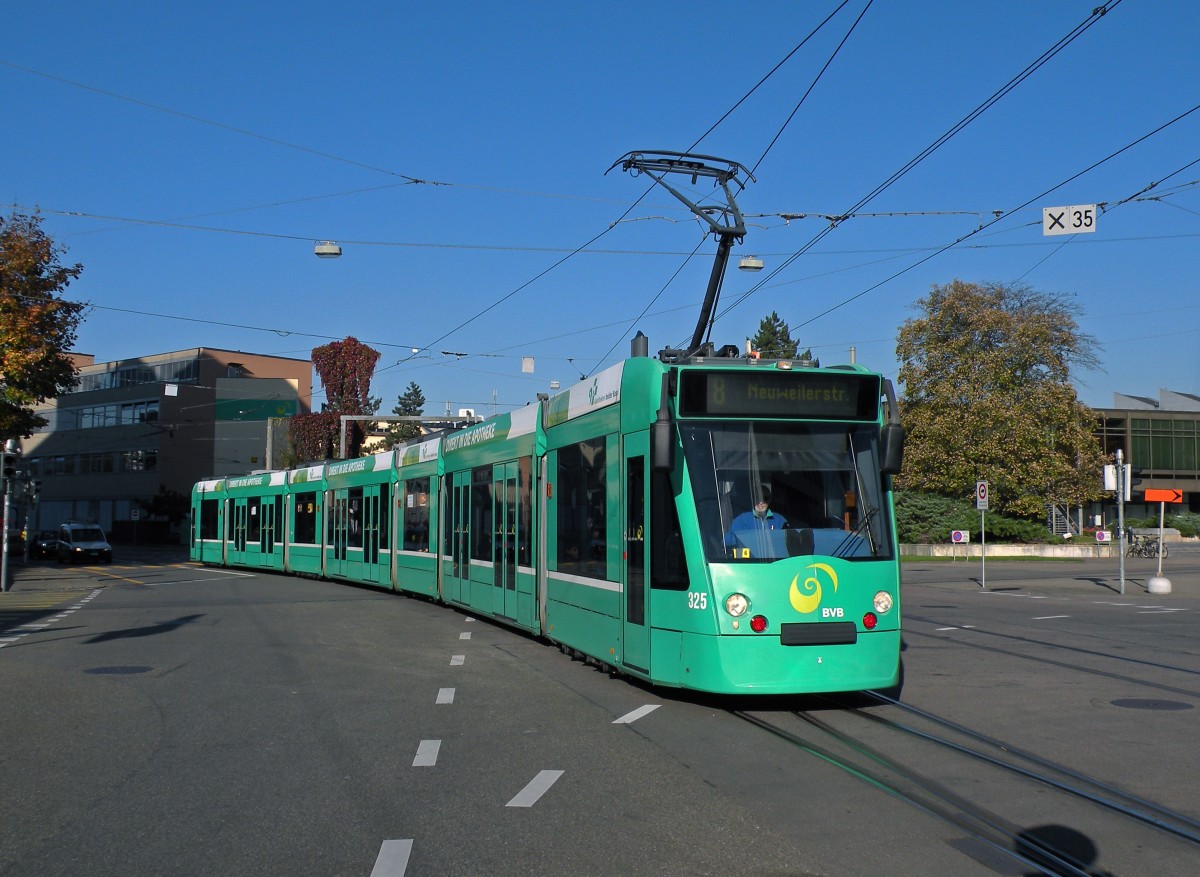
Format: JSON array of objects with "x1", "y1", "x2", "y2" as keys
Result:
[{"x1": 288, "y1": 337, "x2": 381, "y2": 460}]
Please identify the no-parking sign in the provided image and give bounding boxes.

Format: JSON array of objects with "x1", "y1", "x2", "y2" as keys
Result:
[
  {"x1": 951, "y1": 530, "x2": 970, "y2": 543},
  {"x1": 1095, "y1": 530, "x2": 1110, "y2": 543},
  {"x1": 976, "y1": 481, "x2": 989, "y2": 510}
]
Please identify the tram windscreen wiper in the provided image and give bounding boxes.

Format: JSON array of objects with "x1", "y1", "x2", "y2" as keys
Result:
[{"x1": 832, "y1": 505, "x2": 877, "y2": 558}]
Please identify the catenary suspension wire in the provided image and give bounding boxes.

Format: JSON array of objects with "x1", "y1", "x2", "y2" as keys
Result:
[
  {"x1": 748, "y1": 0, "x2": 874, "y2": 179},
  {"x1": 710, "y1": 0, "x2": 1125, "y2": 330},
  {"x1": 786, "y1": 100, "x2": 1200, "y2": 332}
]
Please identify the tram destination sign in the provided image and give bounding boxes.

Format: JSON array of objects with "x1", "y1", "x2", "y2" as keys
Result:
[{"x1": 678, "y1": 370, "x2": 879, "y2": 420}]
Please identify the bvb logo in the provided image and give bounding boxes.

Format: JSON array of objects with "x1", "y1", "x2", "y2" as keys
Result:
[
  {"x1": 789, "y1": 563, "x2": 838, "y2": 614},
  {"x1": 587, "y1": 378, "x2": 599, "y2": 406}
]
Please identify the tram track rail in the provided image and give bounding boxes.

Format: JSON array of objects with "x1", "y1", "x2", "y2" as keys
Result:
[
  {"x1": 900, "y1": 622, "x2": 1200, "y2": 700},
  {"x1": 734, "y1": 694, "x2": 1200, "y2": 876}
]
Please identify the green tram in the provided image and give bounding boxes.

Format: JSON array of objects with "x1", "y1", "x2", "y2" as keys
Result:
[{"x1": 191, "y1": 345, "x2": 904, "y2": 695}]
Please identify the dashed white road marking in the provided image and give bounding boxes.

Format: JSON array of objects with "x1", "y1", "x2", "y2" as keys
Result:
[
  {"x1": 413, "y1": 740, "x2": 441, "y2": 767},
  {"x1": 436, "y1": 687, "x2": 455, "y2": 705},
  {"x1": 1033, "y1": 615, "x2": 1070, "y2": 620},
  {"x1": 459, "y1": 632, "x2": 471, "y2": 640},
  {"x1": 506, "y1": 770, "x2": 564, "y2": 808},
  {"x1": 613, "y1": 704, "x2": 660, "y2": 724},
  {"x1": 450, "y1": 654, "x2": 465, "y2": 666},
  {"x1": 370, "y1": 839, "x2": 413, "y2": 877}
]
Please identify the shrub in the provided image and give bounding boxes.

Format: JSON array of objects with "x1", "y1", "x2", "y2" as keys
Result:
[
  {"x1": 1169, "y1": 511, "x2": 1200, "y2": 537},
  {"x1": 894, "y1": 491, "x2": 1051, "y2": 544}
]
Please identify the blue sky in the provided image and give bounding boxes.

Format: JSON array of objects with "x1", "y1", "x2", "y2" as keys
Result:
[{"x1": 5, "y1": 1, "x2": 1198, "y2": 416}]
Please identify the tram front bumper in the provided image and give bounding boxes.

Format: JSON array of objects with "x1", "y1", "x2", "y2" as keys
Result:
[{"x1": 668, "y1": 628, "x2": 901, "y2": 695}]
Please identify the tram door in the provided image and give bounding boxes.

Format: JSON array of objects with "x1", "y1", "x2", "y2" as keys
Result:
[
  {"x1": 327, "y1": 490, "x2": 349, "y2": 577},
  {"x1": 229, "y1": 500, "x2": 249, "y2": 564},
  {"x1": 622, "y1": 433, "x2": 650, "y2": 673},
  {"x1": 258, "y1": 498, "x2": 274, "y2": 554},
  {"x1": 445, "y1": 471, "x2": 472, "y2": 605},
  {"x1": 492, "y1": 461, "x2": 519, "y2": 620},
  {"x1": 361, "y1": 489, "x2": 383, "y2": 584}
]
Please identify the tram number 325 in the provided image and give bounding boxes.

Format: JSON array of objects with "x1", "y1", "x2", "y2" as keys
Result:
[{"x1": 687, "y1": 592, "x2": 709, "y2": 610}]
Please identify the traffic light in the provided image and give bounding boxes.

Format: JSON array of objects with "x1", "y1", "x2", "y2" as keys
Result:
[{"x1": 1, "y1": 452, "x2": 16, "y2": 481}]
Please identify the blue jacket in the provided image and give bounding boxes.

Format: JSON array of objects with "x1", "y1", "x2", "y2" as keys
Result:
[{"x1": 724, "y1": 509, "x2": 788, "y2": 547}]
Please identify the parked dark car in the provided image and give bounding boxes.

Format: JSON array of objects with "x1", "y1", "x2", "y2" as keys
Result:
[{"x1": 29, "y1": 530, "x2": 59, "y2": 559}]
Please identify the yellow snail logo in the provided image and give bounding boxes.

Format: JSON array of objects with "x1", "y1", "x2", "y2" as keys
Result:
[{"x1": 789, "y1": 563, "x2": 838, "y2": 614}]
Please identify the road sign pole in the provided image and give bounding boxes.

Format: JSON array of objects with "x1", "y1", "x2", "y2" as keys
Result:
[
  {"x1": 1156, "y1": 501, "x2": 1166, "y2": 579},
  {"x1": 1116, "y1": 449, "x2": 1125, "y2": 596},
  {"x1": 980, "y1": 509, "x2": 986, "y2": 590},
  {"x1": 975, "y1": 480, "x2": 988, "y2": 589}
]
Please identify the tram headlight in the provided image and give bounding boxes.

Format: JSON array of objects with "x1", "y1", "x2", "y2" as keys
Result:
[
  {"x1": 873, "y1": 591, "x2": 893, "y2": 614},
  {"x1": 724, "y1": 593, "x2": 750, "y2": 617}
]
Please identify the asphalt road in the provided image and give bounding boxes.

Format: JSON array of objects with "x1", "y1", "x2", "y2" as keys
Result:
[{"x1": 1, "y1": 549, "x2": 1197, "y2": 876}]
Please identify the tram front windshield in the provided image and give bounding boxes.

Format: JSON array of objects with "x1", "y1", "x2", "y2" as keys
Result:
[{"x1": 679, "y1": 421, "x2": 892, "y2": 562}]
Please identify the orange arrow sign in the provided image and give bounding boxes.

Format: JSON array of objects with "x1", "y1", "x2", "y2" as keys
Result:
[{"x1": 1144, "y1": 488, "x2": 1183, "y2": 503}]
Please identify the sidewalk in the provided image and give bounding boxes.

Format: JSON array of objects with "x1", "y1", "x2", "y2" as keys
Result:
[{"x1": 1, "y1": 544, "x2": 191, "y2": 594}]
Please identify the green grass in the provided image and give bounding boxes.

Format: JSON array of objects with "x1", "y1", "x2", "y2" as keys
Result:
[{"x1": 899, "y1": 554, "x2": 1085, "y2": 564}]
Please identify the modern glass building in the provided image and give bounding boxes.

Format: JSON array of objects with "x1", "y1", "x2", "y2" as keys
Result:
[{"x1": 1095, "y1": 389, "x2": 1200, "y2": 516}]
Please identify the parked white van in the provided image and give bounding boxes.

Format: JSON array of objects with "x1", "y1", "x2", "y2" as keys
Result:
[{"x1": 56, "y1": 522, "x2": 113, "y2": 564}]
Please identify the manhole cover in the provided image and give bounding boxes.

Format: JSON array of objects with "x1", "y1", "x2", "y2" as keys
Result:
[
  {"x1": 1111, "y1": 698, "x2": 1193, "y2": 711},
  {"x1": 84, "y1": 665, "x2": 153, "y2": 675}
]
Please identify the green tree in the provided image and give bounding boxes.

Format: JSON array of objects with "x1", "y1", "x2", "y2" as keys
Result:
[
  {"x1": 385, "y1": 381, "x2": 426, "y2": 449},
  {"x1": 0, "y1": 212, "x2": 85, "y2": 439},
  {"x1": 896, "y1": 279, "x2": 1106, "y2": 517},
  {"x1": 750, "y1": 311, "x2": 800, "y2": 360}
]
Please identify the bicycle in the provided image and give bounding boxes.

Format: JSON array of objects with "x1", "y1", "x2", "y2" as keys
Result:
[{"x1": 1126, "y1": 534, "x2": 1167, "y2": 558}]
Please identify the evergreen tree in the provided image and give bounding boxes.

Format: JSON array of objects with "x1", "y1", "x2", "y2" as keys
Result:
[
  {"x1": 750, "y1": 311, "x2": 801, "y2": 360},
  {"x1": 385, "y1": 381, "x2": 427, "y2": 448}
]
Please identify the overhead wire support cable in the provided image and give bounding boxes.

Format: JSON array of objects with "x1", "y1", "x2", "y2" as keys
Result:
[
  {"x1": 710, "y1": 0, "x2": 1127, "y2": 329},
  {"x1": 789, "y1": 99, "x2": 1200, "y2": 332},
  {"x1": 0, "y1": 59, "x2": 428, "y2": 184},
  {"x1": 749, "y1": 0, "x2": 875, "y2": 179}
]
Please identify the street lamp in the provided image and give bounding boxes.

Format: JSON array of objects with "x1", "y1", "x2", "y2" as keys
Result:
[
  {"x1": 314, "y1": 241, "x2": 342, "y2": 259},
  {"x1": 738, "y1": 255, "x2": 764, "y2": 271}
]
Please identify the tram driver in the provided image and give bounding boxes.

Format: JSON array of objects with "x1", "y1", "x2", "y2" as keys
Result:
[{"x1": 724, "y1": 485, "x2": 789, "y2": 552}]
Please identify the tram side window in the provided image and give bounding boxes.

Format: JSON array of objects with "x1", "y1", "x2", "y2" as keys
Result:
[
  {"x1": 470, "y1": 465, "x2": 492, "y2": 561},
  {"x1": 517, "y1": 456, "x2": 532, "y2": 566},
  {"x1": 442, "y1": 481, "x2": 454, "y2": 557},
  {"x1": 555, "y1": 437, "x2": 606, "y2": 579},
  {"x1": 199, "y1": 499, "x2": 220, "y2": 540},
  {"x1": 274, "y1": 495, "x2": 284, "y2": 544},
  {"x1": 294, "y1": 491, "x2": 318, "y2": 544},
  {"x1": 404, "y1": 477, "x2": 430, "y2": 551},
  {"x1": 651, "y1": 470, "x2": 688, "y2": 590},
  {"x1": 347, "y1": 488, "x2": 363, "y2": 548},
  {"x1": 247, "y1": 499, "x2": 261, "y2": 542},
  {"x1": 379, "y1": 483, "x2": 390, "y2": 550}
]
